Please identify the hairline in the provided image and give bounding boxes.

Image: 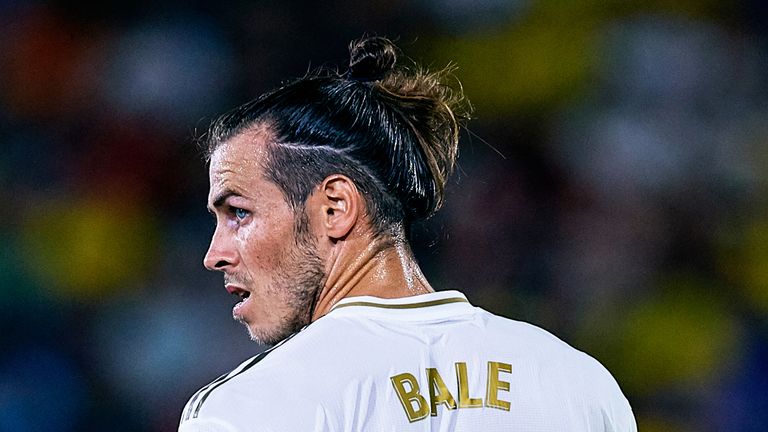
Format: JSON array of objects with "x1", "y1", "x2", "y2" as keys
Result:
[{"x1": 206, "y1": 119, "x2": 404, "y2": 240}]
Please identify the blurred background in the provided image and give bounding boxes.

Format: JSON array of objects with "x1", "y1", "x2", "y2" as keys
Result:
[{"x1": 1, "y1": 1, "x2": 767, "y2": 431}]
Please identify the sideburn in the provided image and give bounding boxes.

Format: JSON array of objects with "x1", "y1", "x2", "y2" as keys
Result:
[{"x1": 291, "y1": 205, "x2": 327, "y2": 326}]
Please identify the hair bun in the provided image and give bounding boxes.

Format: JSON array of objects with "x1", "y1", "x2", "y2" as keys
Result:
[{"x1": 347, "y1": 36, "x2": 397, "y2": 82}]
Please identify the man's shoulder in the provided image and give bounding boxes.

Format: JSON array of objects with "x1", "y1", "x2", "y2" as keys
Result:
[
  {"x1": 478, "y1": 309, "x2": 622, "y2": 382},
  {"x1": 178, "y1": 331, "x2": 304, "y2": 423},
  {"x1": 473, "y1": 308, "x2": 581, "y2": 352},
  {"x1": 179, "y1": 320, "x2": 354, "y2": 427}
]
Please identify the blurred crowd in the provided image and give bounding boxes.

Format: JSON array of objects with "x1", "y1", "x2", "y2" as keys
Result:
[{"x1": 1, "y1": 1, "x2": 767, "y2": 431}]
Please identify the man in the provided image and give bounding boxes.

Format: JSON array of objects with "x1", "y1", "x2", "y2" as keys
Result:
[{"x1": 179, "y1": 36, "x2": 636, "y2": 431}]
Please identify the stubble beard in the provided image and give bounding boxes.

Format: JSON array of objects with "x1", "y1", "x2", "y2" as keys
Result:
[{"x1": 237, "y1": 213, "x2": 326, "y2": 345}]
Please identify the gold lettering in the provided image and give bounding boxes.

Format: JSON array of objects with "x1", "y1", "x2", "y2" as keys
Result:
[
  {"x1": 455, "y1": 362, "x2": 483, "y2": 408},
  {"x1": 485, "y1": 361, "x2": 512, "y2": 411},
  {"x1": 426, "y1": 367, "x2": 457, "y2": 415},
  {"x1": 390, "y1": 373, "x2": 430, "y2": 422}
]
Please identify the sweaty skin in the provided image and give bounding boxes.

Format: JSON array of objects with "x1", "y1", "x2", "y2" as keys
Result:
[
  {"x1": 311, "y1": 226, "x2": 434, "y2": 320},
  {"x1": 205, "y1": 124, "x2": 433, "y2": 342}
]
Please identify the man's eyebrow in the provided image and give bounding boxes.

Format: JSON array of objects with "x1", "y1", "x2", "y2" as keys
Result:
[{"x1": 208, "y1": 190, "x2": 240, "y2": 212}]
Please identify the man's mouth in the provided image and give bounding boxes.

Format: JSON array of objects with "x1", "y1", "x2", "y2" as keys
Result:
[
  {"x1": 226, "y1": 284, "x2": 252, "y2": 319},
  {"x1": 226, "y1": 284, "x2": 251, "y2": 303}
]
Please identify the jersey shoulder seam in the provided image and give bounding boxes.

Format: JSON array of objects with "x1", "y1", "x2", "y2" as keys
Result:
[{"x1": 182, "y1": 330, "x2": 301, "y2": 421}]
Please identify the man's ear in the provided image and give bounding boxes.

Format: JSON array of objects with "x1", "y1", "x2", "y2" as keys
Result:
[{"x1": 311, "y1": 174, "x2": 361, "y2": 240}]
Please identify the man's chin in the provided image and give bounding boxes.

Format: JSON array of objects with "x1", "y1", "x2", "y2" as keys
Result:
[{"x1": 238, "y1": 319, "x2": 292, "y2": 346}]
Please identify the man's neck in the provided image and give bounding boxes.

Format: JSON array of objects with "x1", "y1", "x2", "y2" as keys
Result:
[{"x1": 311, "y1": 231, "x2": 434, "y2": 320}]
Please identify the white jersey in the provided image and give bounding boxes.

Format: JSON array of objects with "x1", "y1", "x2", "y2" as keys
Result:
[{"x1": 179, "y1": 290, "x2": 636, "y2": 432}]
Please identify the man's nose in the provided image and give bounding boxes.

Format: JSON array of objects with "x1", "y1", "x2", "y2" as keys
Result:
[{"x1": 203, "y1": 228, "x2": 238, "y2": 271}]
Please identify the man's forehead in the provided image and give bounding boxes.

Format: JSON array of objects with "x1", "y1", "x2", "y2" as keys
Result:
[
  {"x1": 210, "y1": 124, "x2": 273, "y2": 169},
  {"x1": 208, "y1": 124, "x2": 274, "y2": 201}
]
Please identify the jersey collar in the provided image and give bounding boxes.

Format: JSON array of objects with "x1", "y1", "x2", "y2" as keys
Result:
[{"x1": 327, "y1": 290, "x2": 473, "y2": 321}]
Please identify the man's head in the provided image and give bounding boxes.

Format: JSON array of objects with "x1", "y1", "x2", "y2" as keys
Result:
[{"x1": 202, "y1": 36, "x2": 468, "y2": 344}]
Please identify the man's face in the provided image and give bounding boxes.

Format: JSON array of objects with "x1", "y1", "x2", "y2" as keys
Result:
[{"x1": 204, "y1": 128, "x2": 325, "y2": 345}]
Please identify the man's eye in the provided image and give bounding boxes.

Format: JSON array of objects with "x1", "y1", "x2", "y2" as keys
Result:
[{"x1": 234, "y1": 208, "x2": 248, "y2": 220}]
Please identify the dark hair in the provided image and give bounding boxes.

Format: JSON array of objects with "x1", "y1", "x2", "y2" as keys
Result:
[{"x1": 204, "y1": 36, "x2": 470, "y2": 237}]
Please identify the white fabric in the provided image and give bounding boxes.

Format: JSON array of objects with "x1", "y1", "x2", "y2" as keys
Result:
[{"x1": 179, "y1": 290, "x2": 637, "y2": 432}]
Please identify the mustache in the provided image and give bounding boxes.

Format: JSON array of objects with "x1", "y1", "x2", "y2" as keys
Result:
[{"x1": 224, "y1": 274, "x2": 250, "y2": 286}]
